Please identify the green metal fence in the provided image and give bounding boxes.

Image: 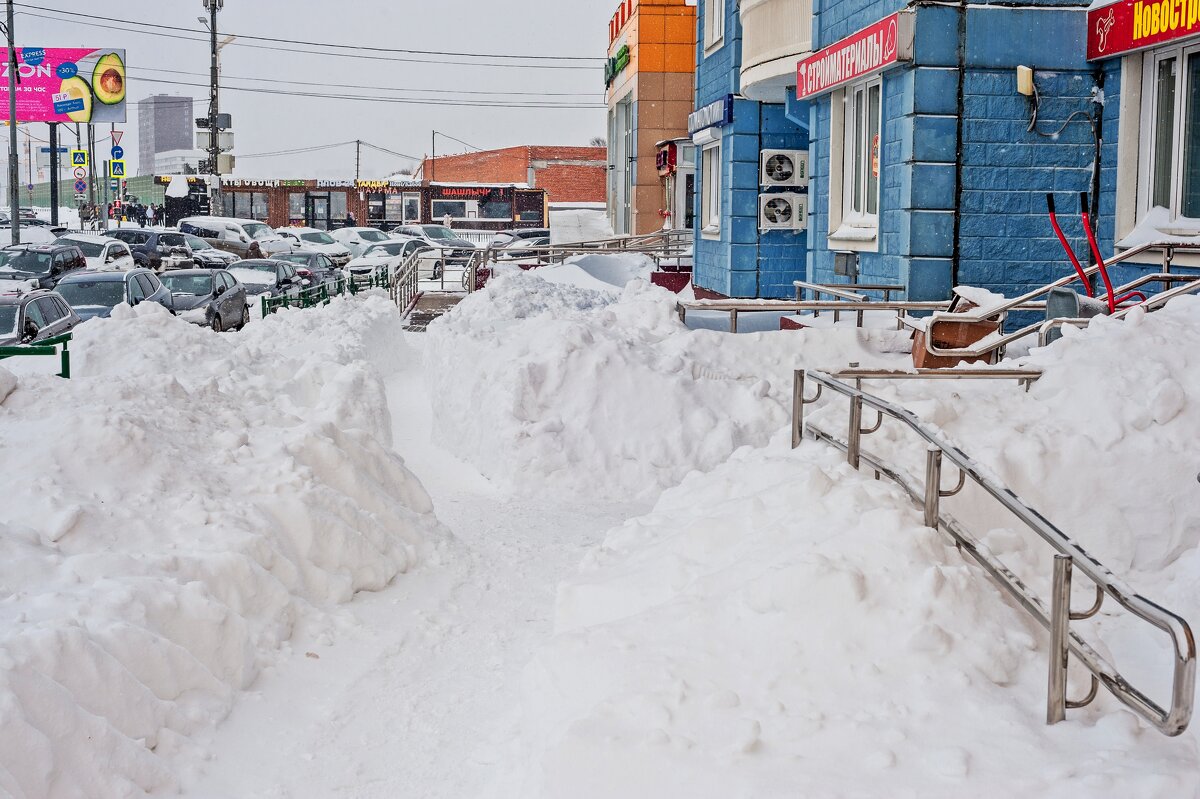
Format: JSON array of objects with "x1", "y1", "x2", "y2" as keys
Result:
[
  {"x1": 0, "y1": 332, "x2": 73, "y2": 378},
  {"x1": 259, "y1": 271, "x2": 385, "y2": 317}
]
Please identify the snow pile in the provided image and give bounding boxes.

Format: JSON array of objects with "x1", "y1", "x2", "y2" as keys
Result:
[
  {"x1": 425, "y1": 268, "x2": 907, "y2": 501},
  {"x1": 549, "y1": 208, "x2": 613, "y2": 244},
  {"x1": 0, "y1": 296, "x2": 443, "y2": 797},
  {"x1": 499, "y1": 295, "x2": 1200, "y2": 796},
  {"x1": 534, "y1": 252, "x2": 656, "y2": 293}
]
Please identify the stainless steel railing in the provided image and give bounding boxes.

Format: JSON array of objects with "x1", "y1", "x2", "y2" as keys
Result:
[
  {"x1": 792, "y1": 368, "x2": 1196, "y2": 735},
  {"x1": 678, "y1": 298, "x2": 953, "y2": 333}
]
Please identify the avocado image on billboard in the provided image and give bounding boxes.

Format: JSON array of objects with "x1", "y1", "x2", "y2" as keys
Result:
[
  {"x1": 58, "y1": 75, "x2": 93, "y2": 124},
  {"x1": 1, "y1": 47, "x2": 127, "y2": 123}
]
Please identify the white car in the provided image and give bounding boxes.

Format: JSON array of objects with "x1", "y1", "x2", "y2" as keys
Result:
[
  {"x1": 331, "y1": 226, "x2": 393, "y2": 258},
  {"x1": 0, "y1": 226, "x2": 57, "y2": 247},
  {"x1": 275, "y1": 227, "x2": 354, "y2": 266},
  {"x1": 344, "y1": 236, "x2": 440, "y2": 280},
  {"x1": 54, "y1": 233, "x2": 135, "y2": 271}
]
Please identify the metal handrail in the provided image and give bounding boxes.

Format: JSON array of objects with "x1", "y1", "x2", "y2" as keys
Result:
[
  {"x1": 793, "y1": 369, "x2": 1196, "y2": 735},
  {"x1": 388, "y1": 250, "x2": 422, "y2": 314},
  {"x1": 0, "y1": 331, "x2": 72, "y2": 378},
  {"x1": 677, "y1": 298, "x2": 952, "y2": 333},
  {"x1": 925, "y1": 243, "x2": 1200, "y2": 359}
]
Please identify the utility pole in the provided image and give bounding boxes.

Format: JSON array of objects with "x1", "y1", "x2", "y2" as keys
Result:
[
  {"x1": 48, "y1": 122, "x2": 59, "y2": 224},
  {"x1": 205, "y1": 0, "x2": 222, "y2": 210},
  {"x1": 431, "y1": 130, "x2": 436, "y2": 181},
  {"x1": 5, "y1": 0, "x2": 19, "y2": 243},
  {"x1": 87, "y1": 124, "x2": 95, "y2": 209},
  {"x1": 355, "y1": 139, "x2": 361, "y2": 183}
]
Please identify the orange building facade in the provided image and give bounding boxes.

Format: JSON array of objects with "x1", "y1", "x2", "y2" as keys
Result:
[{"x1": 605, "y1": 0, "x2": 696, "y2": 235}]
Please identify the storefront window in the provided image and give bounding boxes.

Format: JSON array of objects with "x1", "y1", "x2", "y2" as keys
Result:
[
  {"x1": 1152, "y1": 58, "x2": 1176, "y2": 209},
  {"x1": 1142, "y1": 45, "x2": 1200, "y2": 222},
  {"x1": 432, "y1": 200, "x2": 469, "y2": 220},
  {"x1": 403, "y1": 193, "x2": 421, "y2": 222},
  {"x1": 288, "y1": 193, "x2": 305, "y2": 224},
  {"x1": 700, "y1": 141, "x2": 721, "y2": 235},
  {"x1": 847, "y1": 80, "x2": 881, "y2": 219},
  {"x1": 1182, "y1": 54, "x2": 1200, "y2": 217},
  {"x1": 251, "y1": 192, "x2": 269, "y2": 221},
  {"x1": 386, "y1": 195, "x2": 407, "y2": 221},
  {"x1": 480, "y1": 199, "x2": 512, "y2": 219},
  {"x1": 331, "y1": 191, "x2": 348, "y2": 222}
]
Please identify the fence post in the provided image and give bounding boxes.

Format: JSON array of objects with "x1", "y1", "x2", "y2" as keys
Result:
[
  {"x1": 59, "y1": 340, "x2": 70, "y2": 379},
  {"x1": 792, "y1": 370, "x2": 804, "y2": 449},
  {"x1": 730, "y1": 309, "x2": 739, "y2": 334},
  {"x1": 1047, "y1": 554, "x2": 1072, "y2": 724},
  {"x1": 848, "y1": 395, "x2": 863, "y2": 469},
  {"x1": 923, "y1": 446, "x2": 942, "y2": 528}
]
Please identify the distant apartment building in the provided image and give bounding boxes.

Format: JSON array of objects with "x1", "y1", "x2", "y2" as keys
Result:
[{"x1": 137, "y1": 95, "x2": 194, "y2": 176}]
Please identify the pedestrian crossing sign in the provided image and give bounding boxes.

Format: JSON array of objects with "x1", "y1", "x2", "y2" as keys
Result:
[
  {"x1": 70, "y1": 149, "x2": 87, "y2": 167},
  {"x1": 109, "y1": 159, "x2": 126, "y2": 178}
]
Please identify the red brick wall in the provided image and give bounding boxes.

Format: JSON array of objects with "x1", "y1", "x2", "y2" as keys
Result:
[{"x1": 423, "y1": 145, "x2": 607, "y2": 203}]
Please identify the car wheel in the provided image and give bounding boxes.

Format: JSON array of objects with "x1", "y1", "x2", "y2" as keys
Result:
[
  {"x1": 239, "y1": 304, "x2": 250, "y2": 329},
  {"x1": 211, "y1": 313, "x2": 223, "y2": 333}
]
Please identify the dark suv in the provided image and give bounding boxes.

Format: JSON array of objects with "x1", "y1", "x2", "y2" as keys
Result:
[
  {"x1": 105, "y1": 228, "x2": 193, "y2": 271},
  {"x1": 0, "y1": 289, "x2": 82, "y2": 346},
  {"x1": 0, "y1": 244, "x2": 87, "y2": 290}
]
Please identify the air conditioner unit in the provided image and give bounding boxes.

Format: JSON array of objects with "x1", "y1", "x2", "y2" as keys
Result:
[
  {"x1": 760, "y1": 149, "x2": 809, "y2": 187},
  {"x1": 759, "y1": 192, "x2": 808, "y2": 231}
]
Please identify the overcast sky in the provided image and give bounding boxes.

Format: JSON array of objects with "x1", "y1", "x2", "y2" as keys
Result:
[{"x1": 21, "y1": 0, "x2": 612, "y2": 180}]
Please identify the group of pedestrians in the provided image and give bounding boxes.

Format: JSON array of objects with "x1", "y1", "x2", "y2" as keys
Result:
[{"x1": 78, "y1": 201, "x2": 167, "y2": 230}]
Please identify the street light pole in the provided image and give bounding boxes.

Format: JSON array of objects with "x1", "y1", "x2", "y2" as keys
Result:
[
  {"x1": 5, "y1": 0, "x2": 19, "y2": 243},
  {"x1": 205, "y1": 0, "x2": 222, "y2": 210}
]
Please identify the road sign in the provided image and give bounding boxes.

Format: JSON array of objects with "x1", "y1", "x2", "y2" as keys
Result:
[
  {"x1": 70, "y1": 149, "x2": 87, "y2": 167},
  {"x1": 109, "y1": 159, "x2": 126, "y2": 178},
  {"x1": 74, "y1": 193, "x2": 86, "y2": 202},
  {"x1": 111, "y1": 130, "x2": 123, "y2": 147},
  {"x1": 74, "y1": 179, "x2": 87, "y2": 193},
  {"x1": 73, "y1": 166, "x2": 87, "y2": 180},
  {"x1": 39, "y1": 146, "x2": 68, "y2": 154},
  {"x1": 109, "y1": 179, "x2": 119, "y2": 193},
  {"x1": 111, "y1": 145, "x2": 124, "y2": 160}
]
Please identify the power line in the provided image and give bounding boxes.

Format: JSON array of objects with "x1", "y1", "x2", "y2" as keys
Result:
[
  {"x1": 15, "y1": 8, "x2": 602, "y2": 71},
  {"x1": 18, "y1": 3, "x2": 605, "y2": 62},
  {"x1": 435, "y1": 132, "x2": 484, "y2": 152},
  {"x1": 360, "y1": 141, "x2": 422, "y2": 161}
]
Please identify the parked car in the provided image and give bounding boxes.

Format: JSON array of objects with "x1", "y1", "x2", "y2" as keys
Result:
[
  {"x1": 345, "y1": 237, "x2": 439, "y2": 280},
  {"x1": 275, "y1": 227, "x2": 353, "y2": 266},
  {"x1": 105, "y1": 228, "x2": 193, "y2": 271},
  {"x1": 488, "y1": 228, "x2": 550, "y2": 248},
  {"x1": 393, "y1": 224, "x2": 478, "y2": 267},
  {"x1": 53, "y1": 233, "x2": 135, "y2": 271},
  {"x1": 0, "y1": 226, "x2": 58, "y2": 246},
  {"x1": 496, "y1": 236, "x2": 552, "y2": 260},
  {"x1": 178, "y1": 217, "x2": 288, "y2": 258},
  {"x1": 160, "y1": 269, "x2": 250, "y2": 332},
  {"x1": 331, "y1": 226, "x2": 393, "y2": 258},
  {"x1": 181, "y1": 232, "x2": 240, "y2": 268},
  {"x1": 272, "y1": 250, "x2": 344, "y2": 287},
  {"x1": 0, "y1": 244, "x2": 87, "y2": 290},
  {"x1": 55, "y1": 268, "x2": 174, "y2": 320},
  {"x1": 228, "y1": 259, "x2": 303, "y2": 302},
  {"x1": 0, "y1": 289, "x2": 82, "y2": 346}
]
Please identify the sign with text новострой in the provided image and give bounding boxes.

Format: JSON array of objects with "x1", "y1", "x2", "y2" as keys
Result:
[
  {"x1": 796, "y1": 12, "x2": 914, "y2": 100},
  {"x1": 1087, "y1": 0, "x2": 1200, "y2": 59},
  {"x1": 1, "y1": 47, "x2": 126, "y2": 123}
]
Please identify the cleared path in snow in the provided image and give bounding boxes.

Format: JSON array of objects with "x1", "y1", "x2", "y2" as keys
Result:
[{"x1": 179, "y1": 337, "x2": 643, "y2": 798}]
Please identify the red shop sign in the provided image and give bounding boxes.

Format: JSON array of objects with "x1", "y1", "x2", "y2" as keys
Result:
[
  {"x1": 1088, "y1": 0, "x2": 1200, "y2": 59},
  {"x1": 796, "y1": 12, "x2": 914, "y2": 100}
]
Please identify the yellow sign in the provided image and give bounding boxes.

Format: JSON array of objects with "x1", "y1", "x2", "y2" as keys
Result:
[
  {"x1": 109, "y1": 159, "x2": 126, "y2": 178},
  {"x1": 70, "y1": 149, "x2": 88, "y2": 167}
]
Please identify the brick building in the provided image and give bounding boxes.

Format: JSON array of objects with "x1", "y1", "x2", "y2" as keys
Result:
[{"x1": 420, "y1": 146, "x2": 606, "y2": 204}]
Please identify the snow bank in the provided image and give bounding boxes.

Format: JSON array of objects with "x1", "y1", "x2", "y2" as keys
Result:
[
  {"x1": 534, "y1": 253, "x2": 656, "y2": 293},
  {"x1": 0, "y1": 296, "x2": 443, "y2": 797},
  {"x1": 425, "y1": 268, "x2": 908, "y2": 502},
  {"x1": 498, "y1": 295, "x2": 1200, "y2": 796}
]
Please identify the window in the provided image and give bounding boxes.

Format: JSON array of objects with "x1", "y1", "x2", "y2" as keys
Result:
[
  {"x1": 432, "y1": 200, "x2": 470, "y2": 220},
  {"x1": 700, "y1": 141, "x2": 721, "y2": 237},
  {"x1": 703, "y1": 0, "x2": 725, "y2": 51},
  {"x1": 128, "y1": 276, "x2": 146, "y2": 303},
  {"x1": 288, "y1": 192, "x2": 305, "y2": 222},
  {"x1": 24, "y1": 300, "x2": 45, "y2": 328},
  {"x1": 829, "y1": 79, "x2": 883, "y2": 248},
  {"x1": 331, "y1": 192, "x2": 348, "y2": 221},
  {"x1": 136, "y1": 274, "x2": 158, "y2": 298},
  {"x1": 1141, "y1": 45, "x2": 1200, "y2": 223},
  {"x1": 35, "y1": 297, "x2": 61, "y2": 323},
  {"x1": 480, "y1": 199, "x2": 513, "y2": 220}
]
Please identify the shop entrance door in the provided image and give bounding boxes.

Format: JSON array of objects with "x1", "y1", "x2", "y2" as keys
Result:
[{"x1": 304, "y1": 193, "x2": 331, "y2": 230}]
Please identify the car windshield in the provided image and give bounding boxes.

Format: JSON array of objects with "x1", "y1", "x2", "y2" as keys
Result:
[
  {"x1": 300, "y1": 231, "x2": 335, "y2": 245},
  {"x1": 230, "y1": 264, "x2": 278, "y2": 285},
  {"x1": 57, "y1": 279, "x2": 124, "y2": 307},
  {"x1": 275, "y1": 254, "x2": 310, "y2": 266},
  {"x1": 359, "y1": 230, "x2": 389, "y2": 242},
  {"x1": 421, "y1": 226, "x2": 457, "y2": 240},
  {"x1": 0, "y1": 305, "x2": 16, "y2": 335},
  {"x1": 161, "y1": 274, "x2": 213, "y2": 295},
  {"x1": 57, "y1": 238, "x2": 104, "y2": 257},
  {"x1": 243, "y1": 223, "x2": 276, "y2": 240},
  {"x1": 364, "y1": 243, "x2": 406, "y2": 257},
  {"x1": 0, "y1": 250, "x2": 53, "y2": 275},
  {"x1": 183, "y1": 234, "x2": 213, "y2": 251}
]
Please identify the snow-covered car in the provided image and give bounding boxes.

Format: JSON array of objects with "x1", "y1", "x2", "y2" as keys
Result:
[
  {"x1": 0, "y1": 289, "x2": 81, "y2": 346},
  {"x1": 275, "y1": 227, "x2": 353, "y2": 266},
  {"x1": 488, "y1": 228, "x2": 550, "y2": 249},
  {"x1": 331, "y1": 226, "x2": 393, "y2": 258},
  {"x1": 228, "y1": 259, "x2": 303, "y2": 303},
  {"x1": 179, "y1": 217, "x2": 288, "y2": 259},
  {"x1": 392, "y1": 225, "x2": 477, "y2": 266},
  {"x1": 182, "y1": 232, "x2": 240, "y2": 268},
  {"x1": 53, "y1": 233, "x2": 135, "y2": 271},
  {"x1": 344, "y1": 237, "x2": 439, "y2": 280},
  {"x1": 496, "y1": 236, "x2": 551, "y2": 260},
  {"x1": 272, "y1": 251, "x2": 344, "y2": 287},
  {"x1": 0, "y1": 226, "x2": 57, "y2": 247},
  {"x1": 0, "y1": 244, "x2": 87, "y2": 290},
  {"x1": 55, "y1": 268, "x2": 174, "y2": 320},
  {"x1": 160, "y1": 269, "x2": 250, "y2": 332},
  {"x1": 105, "y1": 228, "x2": 193, "y2": 271}
]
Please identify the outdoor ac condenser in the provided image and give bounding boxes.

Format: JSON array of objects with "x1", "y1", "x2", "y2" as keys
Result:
[
  {"x1": 758, "y1": 193, "x2": 808, "y2": 231},
  {"x1": 760, "y1": 150, "x2": 809, "y2": 187}
]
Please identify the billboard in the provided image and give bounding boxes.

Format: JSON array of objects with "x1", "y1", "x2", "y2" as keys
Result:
[{"x1": 0, "y1": 47, "x2": 126, "y2": 123}]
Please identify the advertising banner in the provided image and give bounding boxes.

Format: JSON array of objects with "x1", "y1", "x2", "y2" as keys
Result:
[
  {"x1": 796, "y1": 13, "x2": 913, "y2": 100},
  {"x1": 1087, "y1": 0, "x2": 1200, "y2": 59},
  {"x1": 0, "y1": 47, "x2": 127, "y2": 123}
]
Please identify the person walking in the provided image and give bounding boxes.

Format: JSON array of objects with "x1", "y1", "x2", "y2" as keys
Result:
[
  {"x1": 345, "y1": 210, "x2": 357, "y2": 228},
  {"x1": 146, "y1": 204, "x2": 156, "y2": 227}
]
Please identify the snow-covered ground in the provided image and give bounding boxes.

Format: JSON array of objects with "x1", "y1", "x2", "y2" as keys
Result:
[{"x1": 4, "y1": 256, "x2": 1200, "y2": 797}]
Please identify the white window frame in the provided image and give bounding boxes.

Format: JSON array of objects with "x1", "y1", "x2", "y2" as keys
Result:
[
  {"x1": 1137, "y1": 42, "x2": 1200, "y2": 228},
  {"x1": 700, "y1": 140, "x2": 722, "y2": 238},
  {"x1": 827, "y1": 78, "x2": 883, "y2": 252},
  {"x1": 703, "y1": 0, "x2": 725, "y2": 53}
]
